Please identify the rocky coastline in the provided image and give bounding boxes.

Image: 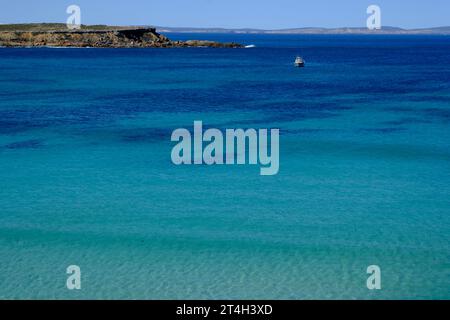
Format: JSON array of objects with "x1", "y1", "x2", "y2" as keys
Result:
[{"x1": 0, "y1": 26, "x2": 243, "y2": 48}]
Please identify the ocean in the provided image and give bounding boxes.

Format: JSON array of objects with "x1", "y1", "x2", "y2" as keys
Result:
[{"x1": 0, "y1": 34, "x2": 449, "y2": 299}]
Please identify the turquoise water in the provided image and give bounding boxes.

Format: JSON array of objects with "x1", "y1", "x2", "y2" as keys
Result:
[{"x1": 0, "y1": 35, "x2": 449, "y2": 299}]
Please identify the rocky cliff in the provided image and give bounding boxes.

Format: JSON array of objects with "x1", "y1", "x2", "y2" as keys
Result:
[{"x1": 0, "y1": 26, "x2": 242, "y2": 48}]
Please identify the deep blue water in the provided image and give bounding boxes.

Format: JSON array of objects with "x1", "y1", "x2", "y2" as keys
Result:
[{"x1": 0, "y1": 34, "x2": 449, "y2": 299}]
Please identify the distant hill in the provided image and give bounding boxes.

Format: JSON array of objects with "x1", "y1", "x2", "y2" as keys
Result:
[
  {"x1": 2, "y1": 23, "x2": 449, "y2": 35},
  {"x1": 156, "y1": 26, "x2": 450, "y2": 35}
]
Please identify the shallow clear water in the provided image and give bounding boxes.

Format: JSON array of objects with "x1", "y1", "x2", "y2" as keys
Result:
[{"x1": 0, "y1": 34, "x2": 449, "y2": 299}]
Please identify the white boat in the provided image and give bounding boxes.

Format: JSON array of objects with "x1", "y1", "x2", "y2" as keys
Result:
[{"x1": 294, "y1": 56, "x2": 305, "y2": 67}]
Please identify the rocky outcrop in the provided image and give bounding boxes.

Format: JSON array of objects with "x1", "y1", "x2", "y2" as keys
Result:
[{"x1": 0, "y1": 27, "x2": 243, "y2": 48}]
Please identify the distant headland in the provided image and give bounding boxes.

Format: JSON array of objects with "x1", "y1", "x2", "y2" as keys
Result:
[
  {"x1": 0, "y1": 23, "x2": 243, "y2": 48},
  {"x1": 156, "y1": 25, "x2": 450, "y2": 35}
]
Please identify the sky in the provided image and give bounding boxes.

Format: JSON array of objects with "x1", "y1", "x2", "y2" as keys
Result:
[{"x1": 0, "y1": 0, "x2": 449, "y2": 29}]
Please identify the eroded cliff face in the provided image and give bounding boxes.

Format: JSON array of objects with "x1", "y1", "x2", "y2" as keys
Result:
[
  {"x1": 0, "y1": 28, "x2": 242, "y2": 48},
  {"x1": 0, "y1": 28, "x2": 169, "y2": 47}
]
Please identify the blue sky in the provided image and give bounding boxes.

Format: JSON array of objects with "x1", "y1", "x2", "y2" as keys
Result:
[{"x1": 0, "y1": 0, "x2": 448, "y2": 29}]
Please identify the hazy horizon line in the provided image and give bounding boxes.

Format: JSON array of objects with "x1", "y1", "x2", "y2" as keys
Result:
[{"x1": 1, "y1": 22, "x2": 450, "y2": 30}]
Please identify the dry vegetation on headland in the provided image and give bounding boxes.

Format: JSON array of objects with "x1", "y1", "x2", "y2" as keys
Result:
[{"x1": 0, "y1": 23, "x2": 243, "y2": 48}]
